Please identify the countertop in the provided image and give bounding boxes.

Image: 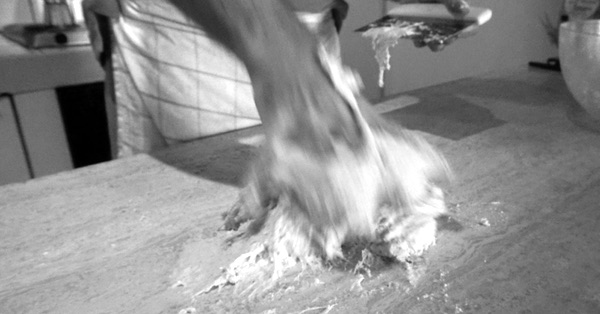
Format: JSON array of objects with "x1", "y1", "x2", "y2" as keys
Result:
[
  {"x1": 0, "y1": 35, "x2": 104, "y2": 94},
  {"x1": 1, "y1": 68, "x2": 600, "y2": 313}
]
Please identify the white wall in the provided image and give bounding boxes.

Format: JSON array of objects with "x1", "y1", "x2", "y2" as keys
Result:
[
  {"x1": 0, "y1": 0, "x2": 84, "y2": 26},
  {"x1": 340, "y1": 0, "x2": 564, "y2": 100},
  {"x1": 0, "y1": 0, "x2": 36, "y2": 25}
]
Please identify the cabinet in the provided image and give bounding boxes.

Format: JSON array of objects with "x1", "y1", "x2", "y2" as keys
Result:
[
  {"x1": 14, "y1": 90, "x2": 74, "y2": 178},
  {"x1": 0, "y1": 90, "x2": 74, "y2": 185},
  {"x1": 0, "y1": 35, "x2": 105, "y2": 186},
  {"x1": 0, "y1": 94, "x2": 30, "y2": 185},
  {"x1": 0, "y1": 85, "x2": 111, "y2": 186}
]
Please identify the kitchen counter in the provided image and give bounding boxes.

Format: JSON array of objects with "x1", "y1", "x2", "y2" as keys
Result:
[
  {"x1": 0, "y1": 35, "x2": 103, "y2": 94},
  {"x1": 1, "y1": 68, "x2": 600, "y2": 313}
]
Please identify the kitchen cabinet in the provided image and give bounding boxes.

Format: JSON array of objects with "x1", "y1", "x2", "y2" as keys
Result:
[
  {"x1": 0, "y1": 94, "x2": 30, "y2": 185},
  {"x1": 14, "y1": 90, "x2": 73, "y2": 178},
  {"x1": 0, "y1": 35, "x2": 105, "y2": 186},
  {"x1": 0, "y1": 90, "x2": 74, "y2": 185}
]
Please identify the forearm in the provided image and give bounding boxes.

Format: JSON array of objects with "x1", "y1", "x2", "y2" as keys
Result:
[
  {"x1": 168, "y1": 0, "x2": 361, "y2": 148},
  {"x1": 168, "y1": 0, "x2": 318, "y2": 76}
]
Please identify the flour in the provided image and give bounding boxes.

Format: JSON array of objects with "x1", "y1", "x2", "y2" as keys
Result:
[{"x1": 209, "y1": 40, "x2": 451, "y2": 297}]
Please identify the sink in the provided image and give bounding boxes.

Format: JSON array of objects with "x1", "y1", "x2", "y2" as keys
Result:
[{"x1": 1, "y1": 23, "x2": 90, "y2": 49}]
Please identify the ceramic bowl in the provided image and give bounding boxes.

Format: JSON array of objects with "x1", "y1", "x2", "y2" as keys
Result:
[{"x1": 559, "y1": 20, "x2": 600, "y2": 121}]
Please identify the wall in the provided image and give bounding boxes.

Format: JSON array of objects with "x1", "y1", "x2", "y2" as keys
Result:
[
  {"x1": 340, "y1": 0, "x2": 565, "y2": 100},
  {"x1": 0, "y1": 0, "x2": 84, "y2": 26},
  {"x1": 0, "y1": 0, "x2": 36, "y2": 25}
]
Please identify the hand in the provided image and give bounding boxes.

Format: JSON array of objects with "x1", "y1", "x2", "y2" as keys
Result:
[{"x1": 390, "y1": 0, "x2": 470, "y2": 51}]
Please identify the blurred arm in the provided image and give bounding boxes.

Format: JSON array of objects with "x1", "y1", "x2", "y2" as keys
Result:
[
  {"x1": 168, "y1": 0, "x2": 364, "y2": 154},
  {"x1": 82, "y1": 0, "x2": 120, "y2": 65}
]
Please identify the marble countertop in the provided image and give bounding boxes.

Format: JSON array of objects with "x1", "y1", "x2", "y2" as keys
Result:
[
  {"x1": 1, "y1": 68, "x2": 600, "y2": 313},
  {"x1": 0, "y1": 35, "x2": 104, "y2": 94}
]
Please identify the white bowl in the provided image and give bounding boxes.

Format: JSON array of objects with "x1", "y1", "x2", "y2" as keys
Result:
[{"x1": 559, "y1": 20, "x2": 600, "y2": 122}]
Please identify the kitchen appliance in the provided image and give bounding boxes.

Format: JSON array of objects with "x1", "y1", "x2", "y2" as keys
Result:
[
  {"x1": 1, "y1": 0, "x2": 90, "y2": 49},
  {"x1": 2, "y1": 23, "x2": 90, "y2": 48}
]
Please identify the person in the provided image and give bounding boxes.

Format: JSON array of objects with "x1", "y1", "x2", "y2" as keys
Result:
[
  {"x1": 83, "y1": 0, "x2": 468, "y2": 158},
  {"x1": 167, "y1": 0, "x2": 471, "y2": 260},
  {"x1": 83, "y1": 0, "x2": 349, "y2": 158}
]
